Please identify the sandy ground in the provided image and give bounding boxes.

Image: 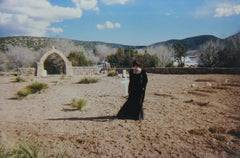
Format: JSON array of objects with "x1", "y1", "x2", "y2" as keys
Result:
[{"x1": 0, "y1": 73, "x2": 240, "y2": 157}]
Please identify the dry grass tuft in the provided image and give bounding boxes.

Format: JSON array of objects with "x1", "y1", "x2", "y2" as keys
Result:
[
  {"x1": 16, "y1": 82, "x2": 48, "y2": 99},
  {"x1": 107, "y1": 71, "x2": 118, "y2": 77},
  {"x1": 14, "y1": 76, "x2": 26, "y2": 82},
  {"x1": 71, "y1": 98, "x2": 87, "y2": 110},
  {"x1": 78, "y1": 77, "x2": 100, "y2": 84},
  {"x1": 0, "y1": 141, "x2": 66, "y2": 158}
]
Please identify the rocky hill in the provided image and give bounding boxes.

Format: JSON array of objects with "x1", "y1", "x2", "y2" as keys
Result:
[
  {"x1": 0, "y1": 36, "x2": 139, "y2": 52},
  {"x1": 149, "y1": 35, "x2": 219, "y2": 50},
  {"x1": 0, "y1": 32, "x2": 239, "y2": 52}
]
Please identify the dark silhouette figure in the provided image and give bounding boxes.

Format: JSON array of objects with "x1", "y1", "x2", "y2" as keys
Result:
[{"x1": 117, "y1": 60, "x2": 148, "y2": 120}]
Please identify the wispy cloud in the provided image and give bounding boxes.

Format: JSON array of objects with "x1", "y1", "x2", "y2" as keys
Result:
[
  {"x1": 193, "y1": 0, "x2": 240, "y2": 18},
  {"x1": 164, "y1": 10, "x2": 175, "y2": 17},
  {"x1": 49, "y1": 27, "x2": 63, "y2": 34},
  {"x1": 72, "y1": 0, "x2": 99, "y2": 12},
  {"x1": 101, "y1": 0, "x2": 130, "y2": 5},
  {"x1": 97, "y1": 21, "x2": 121, "y2": 30},
  {"x1": 0, "y1": 0, "x2": 82, "y2": 36},
  {"x1": 214, "y1": 3, "x2": 240, "y2": 17}
]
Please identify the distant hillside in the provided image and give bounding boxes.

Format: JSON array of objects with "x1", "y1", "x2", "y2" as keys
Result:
[
  {"x1": 0, "y1": 32, "x2": 239, "y2": 52},
  {"x1": 224, "y1": 32, "x2": 240, "y2": 49},
  {"x1": 72, "y1": 40, "x2": 145, "y2": 50},
  {"x1": 0, "y1": 36, "x2": 144, "y2": 52},
  {"x1": 149, "y1": 35, "x2": 219, "y2": 50}
]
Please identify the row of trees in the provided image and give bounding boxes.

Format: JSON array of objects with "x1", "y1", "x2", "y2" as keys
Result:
[
  {"x1": 1, "y1": 38, "x2": 239, "y2": 73},
  {"x1": 106, "y1": 43, "x2": 188, "y2": 68},
  {"x1": 0, "y1": 41, "x2": 193, "y2": 72},
  {"x1": 106, "y1": 48, "x2": 159, "y2": 68}
]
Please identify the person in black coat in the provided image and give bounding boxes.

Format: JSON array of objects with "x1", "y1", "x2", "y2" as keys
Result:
[{"x1": 117, "y1": 60, "x2": 148, "y2": 120}]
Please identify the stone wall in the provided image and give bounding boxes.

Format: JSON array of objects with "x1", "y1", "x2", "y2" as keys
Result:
[
  {"x1": 19, "y1": 68, "x2": 36, "y2": 76},
  {"x1": 107, "y1": 67, "x2": 240, "y2": 74},
  {"x1": 19, "y1": 67, "x2": 240, "y2": 76},
  {"x1": 19, "y1": 67, "x2": 101, "y2": 76},
  {"x1": 72, "y1": 67, "x2": 102, "y2": 75}
]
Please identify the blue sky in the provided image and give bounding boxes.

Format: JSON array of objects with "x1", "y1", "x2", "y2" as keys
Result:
[{"x1": 0, "y1": 0, "x2": 240, "y2": 45}]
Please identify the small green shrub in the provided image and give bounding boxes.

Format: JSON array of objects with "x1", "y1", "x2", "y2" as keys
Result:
[
  {"x1": 11, "y1": 142, "x2": 43, "y2": 158},
  {"x1": 16, "y1": 82, "x2": 48, "y2": 98},
  {"x1": 107, "y1": 71, "x2": 118, "y2": 77},
  {"x1": 71, "y1": 98, "x2": 87, "y2": 110},
  {"x1": 0, "y1": 144, "x2": 8, "y2": 158},
  {"x1": 165, "y1": 62, "x2": 174, "y2": 67},
  {"x1": 15, "y1": 76, "x2": 26, "y2": 82},
  {"x1": 0, "y1": 142, "x2": 66, "y2": 158},
  {"x1": 78, "y1": 77, "x2": 100, "y2": 84},
  {"x1": 16, "y1": 88, "x2": 32, "y2": 98},
  {"x1": 26, "y1": 82, "x2": 48, "y2": 93}
]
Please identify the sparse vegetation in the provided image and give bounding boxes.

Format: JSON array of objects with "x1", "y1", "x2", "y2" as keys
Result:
[
  {"x1": 107, "y1": 71, "x2": 118, "y2": 77},
  {"x1": 16, "y1": 82, "x2": 48, "y2": 98},
  {"x1": 16, "y1": 88, "x2": 32, "y2": 98},
  {"x1": 172, "y1": 42, "x2": 187, "y2": 67},
  {"x1": 106, "y1": 47, "x2": 159, "y2": 68},
  {"x1": 0, "y1": 141, "x2": 66, "y2": 158},
  {"x1": 67, "y1": 51, "x2": 93, "y2": 66},
  {"x1": 26, "y1": 82, "x2": 48, "y2": 93},
  {"x1": 71, "y1": 98, "x2": 87, "y2": 110},
  {"x1": 15, "y1": 76, "x2": 26, "y2": 82},
  {"x1": 78, "y1": 77, "x2": 100, "y2": 84}
]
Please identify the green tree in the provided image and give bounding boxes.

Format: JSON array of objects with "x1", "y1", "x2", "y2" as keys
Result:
[
  {"x1": 107, "y1": 54, "x2": 119, "y2": 67},
  {"x1": 67, "y1": 51, "x2": 93, "y2": 66},
  {"x1": 106, "y1": 47, "x2": 138, "y2": 68},
  {"x1": 172, "y1": 42, "x2": 187, "y2": 67},
  {"x1": 107, "y1": 47, "x2": 158, "y2": 68},
  {"x1": 137, "y1": 52, "x2": 158, "y2": 67}
]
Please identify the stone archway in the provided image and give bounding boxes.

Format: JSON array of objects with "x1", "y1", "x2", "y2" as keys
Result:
[{"x1": 37, "y1": 47, "x2": 72, "y2": 77}]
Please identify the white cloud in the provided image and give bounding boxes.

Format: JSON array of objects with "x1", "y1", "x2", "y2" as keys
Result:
[
  {"x1": 193, "y1": 0, "x2": 240, "y2": 18},
  {"x1": 72, "y1": 0, "x2": 99, "y2": 12},
  {"x1": 106, "y1": 21, "x2": 114, "y2": 29},
  {"x1": 49, "y1": 27, "x2": 63, "y2": 34},
  {"x1": 96, "y1": 24, "x2": 105, "y2": 30},
  {"x1": 97, "y1": 21, "x2": 121, "y2": 30},
  {"x1": 0, "y1": 0, "x2": 82, "y2": 36},
  {"x1": 115, "y1": 22, "x2": 121, "y2": 28},
  {"x1": 101, "y1": 0, "x2": 129, "y2": 5},
  {"x1": 214, "y1": 4, "x2": 240, "y2": 17}
]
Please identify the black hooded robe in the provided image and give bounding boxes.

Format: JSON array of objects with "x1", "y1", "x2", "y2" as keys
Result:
[{"x1": 117, "y1": 69, "x2": 148, "y2": 120}]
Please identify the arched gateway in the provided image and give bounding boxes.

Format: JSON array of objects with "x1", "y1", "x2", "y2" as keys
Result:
[{"x1": 37, "y1": 48, "x2": 72, "y2": 77}]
